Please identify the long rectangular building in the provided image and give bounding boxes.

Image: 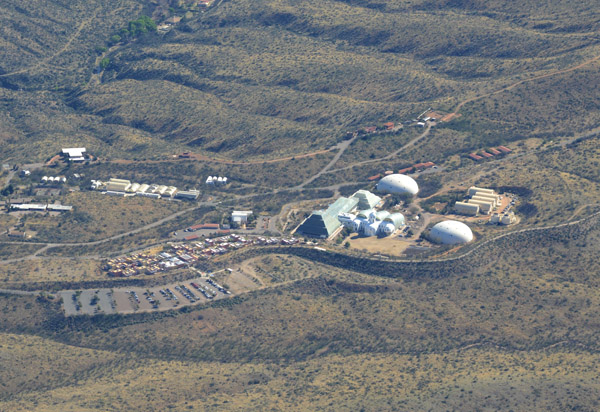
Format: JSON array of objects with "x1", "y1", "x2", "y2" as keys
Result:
[
  {"x1": 468, "y1": 199, "x2": 493, "y2": 214},
  {"x1": 468, "y1": 186, "x2": 495, "y2": 196},
  {"x1": 472, "y1": 195, "x2": 497, "y2": 207},
  {"x1": 454, "y1": 201, "x2": 479, "y2": 216}
]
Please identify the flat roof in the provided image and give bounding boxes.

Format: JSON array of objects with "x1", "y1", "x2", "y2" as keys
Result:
[{"x1": 62, "y1": 148, "x2": 86, "y2": 157}]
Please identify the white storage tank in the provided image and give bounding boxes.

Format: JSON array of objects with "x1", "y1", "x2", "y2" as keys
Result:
[
  {"x1": 376, "y1": 174, "x2": 419, "y2": 196},
  {"x1": 429, "y1": 220, "x2": 473, "y2": 244}
]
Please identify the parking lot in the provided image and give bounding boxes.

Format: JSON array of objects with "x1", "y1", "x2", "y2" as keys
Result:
[{"x1": 60, "y1": 268, "x2": 259, "y2": 316}]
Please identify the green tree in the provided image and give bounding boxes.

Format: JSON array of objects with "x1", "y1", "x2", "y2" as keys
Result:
[
  {"x1": 127, "y1": 16, "x2": 157, "y2": 38},
  {"x1": 109, "y1": 34, "x2": 121, "y2": 45},
  {"x1": 1, "y1": 184, "x2": 14, "y2": 197},
  {"x1": 99, "y1": 58, "x2": 110, "y2": 69}
]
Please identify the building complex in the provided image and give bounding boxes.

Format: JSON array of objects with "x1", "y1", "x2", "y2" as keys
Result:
[{"x1": 92, "y1": 178, "x2": 199, "y2": 200}]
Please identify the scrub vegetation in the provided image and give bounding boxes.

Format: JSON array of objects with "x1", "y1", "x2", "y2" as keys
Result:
[{"x1": 2, "y1": 0, "x2": 600, "y2": 409}]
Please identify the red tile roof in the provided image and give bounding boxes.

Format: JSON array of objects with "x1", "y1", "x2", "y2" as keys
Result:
[
  {"x1": 398, "y1": 167, "x2": 413, "y2": 174},
  {"x1": 367, "y1": 174, "x2": 381, "y2": 181},
  {"x1": 488, "y1": 148, "x2": 501, "y2": 155},
  {"x1": 480, "y1": 151, "x2": 493, "y2": 158},
  {"x1": 497, "y1": 146, "x2": 512, "y2": 153},
  {"x1": 469, "y1": 153, "x2": 483, "y2": 160}
]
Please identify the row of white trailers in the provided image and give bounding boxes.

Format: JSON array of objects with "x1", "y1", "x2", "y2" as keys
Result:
[
  {"x1": 95, "y1": 179, "x2": 178, "y2": 198},
  {"x1": 41, "y1": 176, "x2": 66, "y2": 183}
]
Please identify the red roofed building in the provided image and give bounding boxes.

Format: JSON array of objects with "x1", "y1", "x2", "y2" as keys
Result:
[
  {"x1": 367, "y1": 174, "x2": 382, "y2": 181},
  {"x1": 383, "y1": 122, "x2": 394, "y2": 130},
  {"x1": 488, "y1": 148, "x2": 501, "y2": 155},
  {"x1": 398, "y1": 167, "x2": 413, "y2": 174},
  {"x1": 364, "y1": 126, "x2": 377, "y2": 133},
  {"x1": 422, "y1": 161, "x2": 435, "y2": 168},
  {"x1": 469, "y1": 153, "x2": 483, "y2": 161},
  {"x1": 480, "y1": 151, "x2": 493, "y2": 158},
  {"x1": 185, "y1": 234, "x2": 200, "y2": 241},
  {"x1": 497, "y1": 145, "x2": 512, "y2": 153}
]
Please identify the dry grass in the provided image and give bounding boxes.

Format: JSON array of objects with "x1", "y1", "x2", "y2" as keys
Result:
[
  {"x1": 0, "y1": 258, "x2": 103, "y2": 284},
  {"x1": 0, "y1": 332, "x2": 124, "y2": 400},
  {"x1": 345, "y1": 234, "x2": 412, "y2": 257},
  {"x1": 20, "y1": 191, "x2": 186, "y2": 243},
  {"x1": 0, "y1": 343, "x2": 598, "y2": 411}
]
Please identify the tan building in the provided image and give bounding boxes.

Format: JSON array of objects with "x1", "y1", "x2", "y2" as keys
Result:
[
  {"x1": 468, "y1": 186, "x2": 495, "y2": 197},
  {"x1": 501, "y1": 212, "x2": 516, "y2": 225},
  {"x1": 468, "y1": 199, "x2": 493, "y2": 214},
  {"x1": 454, "y1": 201, "x2": 480, "y2": 216},
  {"x1": 472, "y1": 191, "x2": 499, "y2": 201},
  {"x1": 472, "y1": 195, "x2": 497, "y2": 207},
  {"x1": 491, "y1": 211, "x2": 516, "y2": 225}
]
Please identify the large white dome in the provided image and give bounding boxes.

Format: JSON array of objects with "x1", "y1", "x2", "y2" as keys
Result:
[
  {"x1": 429, "y1": 220, "x2": 473, "y2": 244},
  {"x1": 376, "y1": 174, "x2": 419, "y2": 196}
]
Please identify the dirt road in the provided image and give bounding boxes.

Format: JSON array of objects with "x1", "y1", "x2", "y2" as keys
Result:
[{"x1": 445, "y1": 49, "x2": 600, "y2": 119}]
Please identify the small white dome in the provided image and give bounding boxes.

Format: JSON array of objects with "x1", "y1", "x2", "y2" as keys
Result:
[
  {"x1": 376, "y1": 174, "x2": 419, "y2": 196},
  {"x1": 429, "y1": 220, "x2": 473, "y2": 244},
  {"x1": 380, "y1": 222, "x2": 396, "y2": 236}
]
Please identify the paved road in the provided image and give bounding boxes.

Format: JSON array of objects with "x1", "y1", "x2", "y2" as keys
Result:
[
  {"x1": 0, "y1": 207, "x2": 598, "y2": 299},
  {"x1": 0, "y1": 119, "x2": 594, "y2": 264}
]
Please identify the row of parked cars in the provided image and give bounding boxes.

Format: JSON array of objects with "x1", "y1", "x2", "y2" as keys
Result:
[
  {"x1": 206, "y1": 277, "x2": 231, "y2": 295},
  {"x1": 123, "y1": 277, "x2": 233, "y2": 311},
  {"x1": 190, "y1": 282, "x2": 216, "y2": 300}
]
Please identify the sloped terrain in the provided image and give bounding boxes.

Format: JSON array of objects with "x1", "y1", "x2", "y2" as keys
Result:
[
  {"x1": 1, "y1": 220, "x2": 600, "y2": 409},
  {"x1": 2, "y1": 0, "x2": 600, "y2": 161}
]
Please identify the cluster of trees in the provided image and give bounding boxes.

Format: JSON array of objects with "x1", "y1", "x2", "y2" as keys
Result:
[
  {"x1": 95, "y1": 16, "x2": 157, "y2": 70},
  {"x1": 111, "y1": 16, "x2": 157, "y2": 45},
  {"x1": 95, "y1": 15, "x2": 157, "y2": 56}
]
